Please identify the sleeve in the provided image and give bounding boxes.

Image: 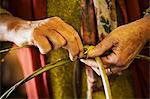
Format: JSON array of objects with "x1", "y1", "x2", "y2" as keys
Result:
[
  {"x1": 144, "y1": 7, "x2": 150, "y2": 17},
  {"x1": 0, "y1": 6, "x2": 12, "y2": 15}
]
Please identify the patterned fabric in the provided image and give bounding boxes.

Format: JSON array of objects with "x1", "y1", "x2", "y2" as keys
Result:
[
  {"x1": 80, "y1": 1, "x2": 98, "y2": 98},
  {"x1": 0, "y1": 1, "x2": 135, "y2": 98},
  {"x1": 46, "y1": 0, "x2": 135, "y2": 98},
  {"x1": 80, "y1": 0, "x2": 134, "y2": 98},
  {"x1": 81, "y1": 0, "x2": 97, "y2": 45},
  {"x1": 93, "y1": 0, "x2": 117, "y2": 39}
]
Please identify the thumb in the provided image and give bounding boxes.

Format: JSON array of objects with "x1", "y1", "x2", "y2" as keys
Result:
[{"x1": 87, "y1": 36, "x2": 113, "y2": 57}]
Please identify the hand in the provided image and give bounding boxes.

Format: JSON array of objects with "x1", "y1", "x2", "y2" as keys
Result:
[
  {"x1": 1, "y1": 16, "x2": 83, "y2": 61},
  {"x1": 81, "y1": 17, "x2": 150, "y2": 75}
]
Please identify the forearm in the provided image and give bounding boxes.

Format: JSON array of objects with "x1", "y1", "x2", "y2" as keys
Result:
[
  {"x1": 0, "y1": 14, "x2": 29, "y2": 42},
  {"x1": 133, "y1": 16, "x2": 150, "y2": 41}
]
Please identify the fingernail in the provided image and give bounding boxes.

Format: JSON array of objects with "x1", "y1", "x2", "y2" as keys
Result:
[
  {"x1": 79, "y1": 52, "x2": 86, "y2": 59},
  {"x1": 80, "y1": 59, "x2": 85, "y2": 63},
  {"x1": 69, "y1": 54, "x2": 77, "y2": 61}
]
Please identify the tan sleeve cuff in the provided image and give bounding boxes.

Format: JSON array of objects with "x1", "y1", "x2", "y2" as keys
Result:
[
  {"x1": 0, "y1": 6, "x2": 12, "y2": 15},
  {"x1": 144, "y1": 7, "x2": 150, "y2": 17}
]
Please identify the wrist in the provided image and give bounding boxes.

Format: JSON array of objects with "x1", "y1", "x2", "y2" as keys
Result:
[
  {"x1": 0, "y1": 15, "x2": 30, "y2": 42},
  {"x1": 134, "y1": 16, "x2": 150, "y2": 42}
]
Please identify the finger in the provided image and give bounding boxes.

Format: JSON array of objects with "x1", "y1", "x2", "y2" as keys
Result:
[
  {"x1": 33, "y1": 35, "x2": 52, "y2": 54},
  {"x1": 81, "y1": 59, "x2": 101, "y2": 76},
  {"x1": 57, "y1": 23, "x2": 80, "y2": 61},
  {"x1": 105, "y1": 66, "x2": 125, "y2": 76},
  {"x1": 87, "y1": 36, "x2": 113, "y2": 58},
  {"x1": 80, "y1": 59, "x2": 108, "y2": 68},
  {"x1": 63, "y1": 40, "x2": 79, "y2": 61},
  {"x1": 80, "y1": 59, "x2": 125, "y2": 76},
  {"x1": 91, "y1": 66, "x2": 100, "y2": 76},
  {"x1": 61, "y1": 21, "x2": 84, "y2": 53},
  {"x1": 34, "y1": 24, "x2": 66, "y2": 50},
  {"x1": 101, "y1": 53, "x2": 118, "y2": 65},
  {"x1": 80, "y1": 59, "x2": 98, "y2": 68},
  {"x1": 48, "y1": 17, "x2": 83, "y2": 60},
  {"x1": 44, "y1": 29, "x2": 66, "y2": 50},
  {"x1": 80, "y1": 59, "x2": 113, "y2": 76},
  {"x1": 33, "y1": 17, "x2": 82, "y2": 60},
  {"x1": 85, "y1": 66, "x2": 95, "y2": 82},
  {"x1": 93, "y1": 66, "x2": 123, "y2": 76},
  {"x1": 47, "y1": 18, "x2": 80, "y2": 61}
]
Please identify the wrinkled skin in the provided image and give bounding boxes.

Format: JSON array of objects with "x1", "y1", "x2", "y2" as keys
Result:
[
  {"x1": 0, "y1": 15, "x2": 83, "y2": 61},
  {"x1": 0, "y1": 14, "x2": 150, "y2": 75},
  {"x1": 81, "y1": 16, "x2": 150, "y2": 75}
]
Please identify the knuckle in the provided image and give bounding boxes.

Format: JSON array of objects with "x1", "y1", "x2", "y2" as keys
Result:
[
  {"x1": 97, "y1": 43, "x2": 103, "y2": 49},
  {"x1": 113, "y1": 56, "x2": 119, "y2": 65},
  {"x1": 115, "y1": 57, "x2": 126, "y2": 66},
  {"x1": 47, "y1": 17, "x2": 64, "y2": 28},
  {"x1": 62, "y1": 39, "x2": 67, "y2": 46},
  {"x1": 53, "y1": 16, "x2": 61, "y2": 20},
  {"x1": 51, "y1": 16, "x2": 62, "y2": 22},
  {"x1": 70, "y1": 36, "x2": 76, "y2": 42},
  {"x1": 57, "y1": 39, "x2": 66, "y2": 48}
]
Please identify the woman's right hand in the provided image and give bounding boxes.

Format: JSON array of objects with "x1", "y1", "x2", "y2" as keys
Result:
[{"x1": 0, "y1": 15, "x2": 83, "y2": 61}]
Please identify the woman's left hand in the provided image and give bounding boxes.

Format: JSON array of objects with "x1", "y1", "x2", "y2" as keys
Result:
[{"x1": 81, "y1": 16, "x2": 150, "y2": 75}]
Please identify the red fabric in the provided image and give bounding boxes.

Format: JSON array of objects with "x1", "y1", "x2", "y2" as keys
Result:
[
  {"x1": 0, "y1": 0, "x2": 2, "y2": 6},
  {"x1": 1, "y1": 0, "x2": 47, "y2": 20},
  {"x1": 18, "y1": 49, "x2": 38, "y2": 98},
  {"x1": 17, "y1": 47, "x2": 49, "y2": 99},
  {"x1": 32, "y1": 0, "x2": 47, "y2": 20},
  {"x1": 1, "y1": 0, "x2": 49, "y2": 99},
  {"x1": 118, "y1": 0, "x2": 128, "y2": 24},
  {"x1": 125, "y1": 0, "x2": 141, "y2": 22},
  {"x1": 2, "y1": 0, "x2": 34, "y2": 20}
]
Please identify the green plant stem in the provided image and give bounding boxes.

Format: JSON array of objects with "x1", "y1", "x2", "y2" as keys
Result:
[
  {"x1": 0, "y1": 46, "x2": 150, "y2": 62},
  {"x1": 136, "y1": 54, "x2": 150, "y2": 61},
  {"x1": 0, "y1": 46, "x2": 150, "y2": 99},
  {"x1": 95, "y1": 57, "x2": 112, "y2": 99},
  {"x1": 0, "y1": 59, "x2": 70, "y2": 99},
  {"x1": 0, "y1": 46, "x2": 25, "y2": 53}
]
